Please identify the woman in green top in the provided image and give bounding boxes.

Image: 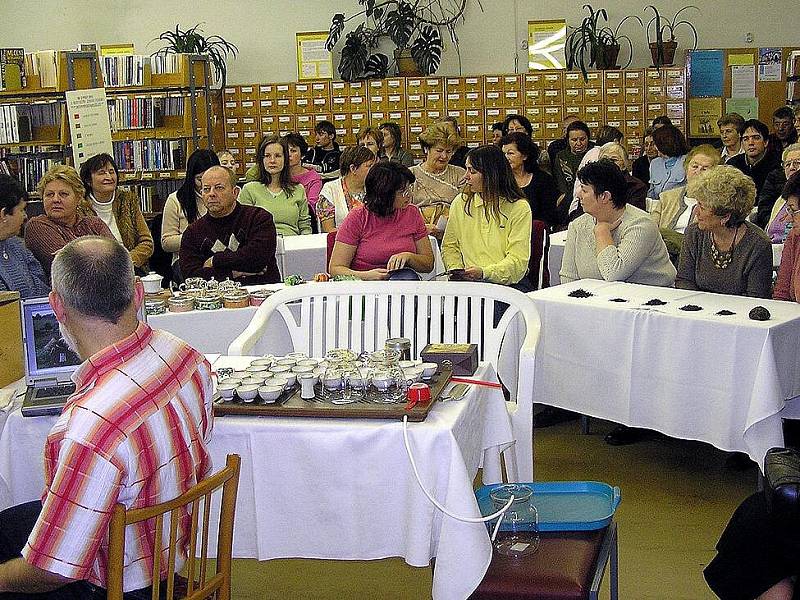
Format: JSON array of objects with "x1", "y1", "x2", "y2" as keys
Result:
[{"x1": 238, "y1": 136, "x2": 312, "y2": 236}]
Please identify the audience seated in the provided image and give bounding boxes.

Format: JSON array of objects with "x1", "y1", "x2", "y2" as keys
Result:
[
  {"x1": 303, "y1": 120, "x2": 342, "y2": 179},
  {"x1": 716, "y1": 112, "x2": 745, "y2": 163},
  {"x1": 676, "y1": 165, "x2": 772, "y2": 298},
  {"x1": 329, "y1": 162, "x2": 433, "y2": 280},
  {"x1": 316, "y1": 145, "x2": 375, "y2": 233},
  {"x1": 78, "y1": 152, "x2": 154, "y2": 272},
  {"x1": 357, "y1": 126, "x2": 384, "y2": 158},
  {"x1": 0, "y1": 174, "x2": 49, "y2": 298},
  {"x1": 239, "y1": 135, "x2": 312, "y2": 236},
  {"x1": 546, "y1": 115, "x2": 580, "y2": 168},
  {"x1": 769, "y1": 106, "x2": 799, "y2": 154},
  {"x1": 758, "y1": 143, "x2": 800, "y2": 232},
  {"x1": 569, "y1": 125, "x2": 625, "y2": 214},
  {"x1": 501, "y1": 132, "x2": 558, "y2": 228},
  {"x1": 216, "y1": 148, "x2": 238, "y2": 172},
  {"x1": 553, "y1": 120, "x2": 594, "y2": 205},
  {"x1": 490, "y1": 121, "x2": 504, "y2": 145},
  {"x1": 410, "y1": 122, "x2": 466, "y2": 239},
  {"x1": 180, "y1": 165, "x2": 280, "y2": 285},
  {"x1": 24, "y1": 165, "x2": 113, "y2": 277},
  {"x1": 504, "y1": 113, "x2": 552, "y2": 175},
  {"x1": 442, "y1": 144, "x2": 533, "y2": 289},
  {"x1": 773, "y1": 172, "x2": 800, "y2": 303},
  {"x1": 598, "y1": 143, "x2": 647, "y2": 212},
  {"x1": 631, "y1": 127, "x2": 658, "y2": 186},
  {"x1": 650, "y1": 144, "x2": 720, "y2": 261},
  {"x1": 441, "y1": 116, "x2": 469, "y2": 169},
  {"x1": 648, "y1": 124, "x2": 689, "y2": 199},
  {"x1": 560, "y1": 158, "x2": 676, "y2": 286},
  {"x1": 0, "y1": 235, "x2": 213, "y2": 598},
  {"x1": 284, "y1": 132, "x2": 323, "y2": 223},
  {"x1": 378, "y1": 122, "x2": 415, "y2": 167},
  {"x1": 728, "y1": 119, "x2": 782, "y2": 198},
  {"x1": 161, "y1": 148, "x2": 219, "y2": 280}
]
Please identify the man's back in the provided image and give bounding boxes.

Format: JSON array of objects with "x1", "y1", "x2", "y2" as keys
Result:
[{"x1": 24, "y1": 324, "x2": 213, "y2": 592}]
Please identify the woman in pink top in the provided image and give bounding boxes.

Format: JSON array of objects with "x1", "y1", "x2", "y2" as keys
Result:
[
  {"x1": 284, "y1": 132, "x2": 323, "y2": 227},
  {"x1": 774, "y1": 172, "x2": 800, "y2": 302},
  {"x1": 330, "y1": 162, "x2": 433, "y2": 280}
]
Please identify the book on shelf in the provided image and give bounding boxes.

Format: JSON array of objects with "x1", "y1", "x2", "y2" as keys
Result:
[
  {"x1": 107, "y1": 95, "x2": 164, "y2": 130},
  {"x1": 0, "y1": 48, "x2": 26, "y2": 90},
  {"x1": 0, "y1": 105, "x2": 33, "y2": 144},
  {"x1": 113, "y1": 138, "x2": 186, "y2": 172},
  {"x1": 101, "y1": 55, "x2": 148, "y2": 87},
  {"x1": 24, "y1": 51, "x2": 58, "y2": 88},
  {"x1": 151, "y1": 54, "x2": 181, "y2": 75}
]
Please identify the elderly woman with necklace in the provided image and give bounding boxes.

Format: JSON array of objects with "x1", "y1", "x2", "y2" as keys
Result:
[
  {"x1": 316, "y1": 145, "x2": 375, "y2": 233},
  {"x1": 676, "y1": 165, "x2": 772, "y2": 298},
  {"x1": 410, "y1": 122, "x2": 466, "y2": 238}
]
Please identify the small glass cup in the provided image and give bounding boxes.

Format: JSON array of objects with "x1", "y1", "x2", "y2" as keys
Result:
[{"x1": 489, "y1": 484, "x2": 539, "y2": 558}]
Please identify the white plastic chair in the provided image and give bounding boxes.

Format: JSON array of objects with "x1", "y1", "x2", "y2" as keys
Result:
[
  {"x1": 420, "y1": 235, "x2": 445, "y2": 281},
  {"x1": 228, "y1": 281, "x2": 541, "y2": 479}
]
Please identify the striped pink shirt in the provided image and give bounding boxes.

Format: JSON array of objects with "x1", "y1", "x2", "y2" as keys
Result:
[{"x1": 23, "y1": 323, "x2": 214, "y2": 592}]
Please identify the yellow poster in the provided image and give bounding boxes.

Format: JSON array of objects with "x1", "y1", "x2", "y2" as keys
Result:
[
  {"x1": 99, "y1": 43, "x2": 134, "y2": 57},
  {"x1": 689, "y1": 97, "x2": 723, "y2": 137},
  {"x1": 528, "y1": 20, "x2": 566, "y2": 71},
  {"x1": 296, "y1": 32, "x2": 333, "y2": 80}
]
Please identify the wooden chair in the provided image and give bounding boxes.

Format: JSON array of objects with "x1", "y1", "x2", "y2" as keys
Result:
[
  {"x1": 228, "y1": 281, "x2": 541, "y2": 479},
  {"x1": 106, "y1": 454, "x2": 241, "y2": 600}
]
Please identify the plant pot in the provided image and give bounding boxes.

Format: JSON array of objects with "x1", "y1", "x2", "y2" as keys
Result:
[
  {"x1": 596, "y1": 44, "x2": 620, "y2": 70},
  {"x1": 394, "y1": 48, "x2": 421, "y2": 77},
  {"x1": 649, "y1": 41, "x2": 678, "y2": 67}
]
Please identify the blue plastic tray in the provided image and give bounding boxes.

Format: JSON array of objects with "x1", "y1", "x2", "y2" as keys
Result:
[{"x1": 475, "y1": 481, "x2": 621, "y2": 532}]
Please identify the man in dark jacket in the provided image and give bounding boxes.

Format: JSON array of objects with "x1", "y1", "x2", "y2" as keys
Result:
[{"x1": 728, "y1": 119, "x2": 781, "y2": 198}]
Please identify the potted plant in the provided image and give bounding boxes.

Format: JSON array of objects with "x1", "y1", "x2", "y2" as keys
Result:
[
  {"x1": 565, "y1": 5, "x2": 608, "y2": 78},
  {"x1": 645, "y1": 5, "x2": 699, "y2": 67},
  {"x1": 325, "y1": 0, "x2": 471, "y2": 81},
  {"x1": 596, "y1": 15, "x2": 644, "y2": 70},
  {"x1": 152, "y1": 23, "x2": 238, "y2": 88}
]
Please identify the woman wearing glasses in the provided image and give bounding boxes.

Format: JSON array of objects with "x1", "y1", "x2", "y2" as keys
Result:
[
  {"x1": 773, "y1": 172, "x2": 800, "y2": 302},
  {"x1": 329, "y1": 162, "x2": 433, "y2": 280},
  {"x1": 762, "y1": 144, "x2": 800, "y2": 239}
]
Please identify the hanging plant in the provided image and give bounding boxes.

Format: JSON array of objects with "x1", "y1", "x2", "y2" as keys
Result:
[{"x1": 411, "y1": 26, "x2": 444, "y2": 75}]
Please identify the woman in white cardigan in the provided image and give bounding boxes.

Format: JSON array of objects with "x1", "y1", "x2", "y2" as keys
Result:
[{"x1": 316, "y1": 146, "x2": 376, "y2": 232}]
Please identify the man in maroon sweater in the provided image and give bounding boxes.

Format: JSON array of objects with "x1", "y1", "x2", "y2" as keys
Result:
[{"x1": 180, "y1": 166, "x2": 280, "y2": 284}]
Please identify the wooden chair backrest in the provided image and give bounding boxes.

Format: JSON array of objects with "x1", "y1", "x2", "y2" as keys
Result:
[{"x1": 106, "y1": 454, "x2": 241, "y2": 600}]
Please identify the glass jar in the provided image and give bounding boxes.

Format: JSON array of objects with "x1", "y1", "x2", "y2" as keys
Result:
[
  {"x1": 489, "y1": 484, "x2": 539, "y2": 557},
  {"x1": 222, "y1": 290, "x2": 250, "y2": 309},
  {"x1": 168, "y1": 294, "x2": 195, "y2": 313},
  {"x1": 195, "y1": 293, "x2": 222, "y2": 311},
  {"x1": 250, "y1": 289, "x2": 274, "y2": 306},
  {"x1": 366, "y1": 349, "x2": 407, "y2": 403},
  {"x1": 384, "y1": 338, "x2": 411, "y2": 361},
  {"x1": 320, "y1": 348, "x2": 365, "y2": 404},
  {"x1": 144, "y1": 299, "x2": 166, "y2": 316}
]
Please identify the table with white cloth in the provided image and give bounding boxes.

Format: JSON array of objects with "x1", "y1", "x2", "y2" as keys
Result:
[
  {"x1": 0, "y1": 359, "x2": 514, "y2": 600},
  {"x1": 547, "y1": 230, "x2": 785, "y2": 287},
  {"x1": 526, "y1": 279, "x2": 800, "y2": 465}
]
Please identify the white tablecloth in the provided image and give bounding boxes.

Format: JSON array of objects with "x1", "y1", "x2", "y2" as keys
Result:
[
  {"x1": 0, "y1": 359, "x2": 513, "y2": 600},
  {"x1": 527, "y1": 280, "x2": 800, "y2": 465},
  {"x1": 547, "y1": 231, "x2": 784, "y2": 287}
]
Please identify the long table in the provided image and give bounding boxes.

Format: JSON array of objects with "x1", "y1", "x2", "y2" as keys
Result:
[
  {"x1": 526, "y1": 279, "x2": 800, "y2": 464},
  {"x1": 548, "y1": 230, "x2": 785, "y2": 287},
  {"x1": 0, "y1": 359, "x2": 513, "y2": 600}
]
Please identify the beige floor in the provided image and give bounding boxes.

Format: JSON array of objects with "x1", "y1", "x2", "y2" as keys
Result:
[{"x1": 226, "y1": 418, "x2": 756, "y2": 599}]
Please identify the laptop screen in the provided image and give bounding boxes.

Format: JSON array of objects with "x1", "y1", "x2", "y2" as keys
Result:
[{"x1": 21, "y1": 297, "x2": 82, "y2": 383}]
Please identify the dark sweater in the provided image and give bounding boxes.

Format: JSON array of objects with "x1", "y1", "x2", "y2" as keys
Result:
[
  {"x1": 755, "y1": 167, "x2": 787, "y2": 228},
  {"x1": 303, "y1": 143, "x2": 342, "y2": 175},
  {"x1": 631, "y1": 155, "x2": 651, "y2": 187},
  {"x1": 449, "y1": 145, "x2": 469, "y2": 169},
  {"x1": 520, "y1": 169, "x2": 559, "y2": 227},
  {"x1": 676, "y1": 221, "x2": 773, "y2": 298},
  {"x1": 179, "y1": 203, "x2": 280, "y2": 285},
  {"x1": 624, "y1": 172, "x2": 648, "y2": 212},
  {"x1": 727, "y1": 152, "x2": 782, "y2": 197}
]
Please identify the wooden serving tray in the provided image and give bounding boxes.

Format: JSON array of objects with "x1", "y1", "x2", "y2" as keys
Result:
[{"x1": 213, "y1": 366, "x2": 453, "y2": 422}]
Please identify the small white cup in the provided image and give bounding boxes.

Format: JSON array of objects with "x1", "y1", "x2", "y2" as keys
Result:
[
  {"x1": 258, "y1": 384, "x2": 283, "y2": 402},
  {"x1": 237, "y1": 384, "x2": 259, "y2": 402}
]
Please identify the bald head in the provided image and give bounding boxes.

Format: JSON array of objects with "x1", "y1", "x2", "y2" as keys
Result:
[
  {"x1": 202, "y1": 165, "x2": 240, "y2": 217},
  {"x1": 51, "y1": 236, "x2": 135, "y2": 323}
]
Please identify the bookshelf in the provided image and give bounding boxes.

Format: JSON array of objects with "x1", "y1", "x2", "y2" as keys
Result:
[
  {"x1": 0, "y1": 51, "x2": 212, "y2": 215},
  {"x1": 220, "y1": 69, "x2": 689, "y2": 174}
]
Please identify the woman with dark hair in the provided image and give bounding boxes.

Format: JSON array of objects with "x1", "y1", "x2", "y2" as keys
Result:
[
  {"x1": 316, "y1": 145, "x2": 376, "y2": 233},
  {"x1": 501, "y1": 132, "x2": 558, "y2": 227},
  {"x1": 503, "y1": 114, "x2": 533, "y2": 136},
  {"x1": 239, "y1": 135, "x2": 312, "y2": 236},
  {"x1": 358, "y1": 126, "x2": 384, "y2": 158},
  {"x1": 774, "y1": 172, "x2": 800, "y2": 302},
  {"x1": 491, "y1": 122, "x2": 505, "y2": 145},
  {"x1": 648, "y1": 124, "x2": 689, "y2": 199},
  {"x1": 78, "y1": 152, "x2": 153, "y2": 271},
  {"x1": 161, "y1": 148, "x2": 220, "y2": 272},
  {"x1": 442, "y1": 145, "x2": 532, "y2": 288},
  {"x1": 632, "y1": 127, "x2": 658, "y2": 185},
  {"x1": 378, "y1": 122, "x2": 414, "y2": 166},
  {"x1": 553, "y1": 120, "x2": 594, "y2": 200},
  {"x1": 676, "y1": 165, "x2": 772, "y2": 297},
  {"x1": 0, "y1": 174, "x2": 49, "y2": 297},
  {"x1": 284, "y1": 132, "x2": 323, "y2": 222},
  {"x1": 329, "y1": 162, "x2": 433, "y2": 280}
]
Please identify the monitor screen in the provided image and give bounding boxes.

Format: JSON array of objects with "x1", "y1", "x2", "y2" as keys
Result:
[{"x1": 22, "y1": 299, "x2": 81, "y2": 377}]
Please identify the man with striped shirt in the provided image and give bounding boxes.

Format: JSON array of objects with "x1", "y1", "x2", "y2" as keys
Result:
[{"x1": 0, "y1": 236, "x2": 214, "y2": 599}]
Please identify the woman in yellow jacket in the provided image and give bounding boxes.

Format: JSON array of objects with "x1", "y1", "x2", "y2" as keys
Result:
[
  {"x1": 78, "y1": 153, "x2": 153, "y2": 272},
  {"x1": 442, "y1": 144, "x2": 532, "y2": 291}
]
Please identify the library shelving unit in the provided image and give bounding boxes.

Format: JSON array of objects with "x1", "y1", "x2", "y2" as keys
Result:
[
  {"x1": 220, "y1": 68, "x2": 688, "y2": 174},
  {"x1": 0, "y1": 51, "x2": 213, "y2": 217}
]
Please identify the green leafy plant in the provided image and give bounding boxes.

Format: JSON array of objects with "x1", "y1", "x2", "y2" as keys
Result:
[
  {"x1": 565, "y1": 5, "x2": 609, "y2": 78},
  {"x1": 596, "y1": 15, "x2": 644, "y2": 69},
  {"x1": 152, "y1": 23, "x2": 238, "y2": 88},
  {"x1": 645, "y1": 5, "x2": 699, "y2": 67},
  {"x1": 325, "y1": 0, "x2": 472, "y2": 81}
]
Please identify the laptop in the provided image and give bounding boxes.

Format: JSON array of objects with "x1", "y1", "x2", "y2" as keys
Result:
[{"x1": 20, "y1": 297, "x2": 82, "y2": 417}]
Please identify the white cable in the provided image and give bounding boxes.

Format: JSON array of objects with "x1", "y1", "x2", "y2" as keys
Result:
[{"x1": 402, "y1": 415, "x2": 514, "y2": 538}]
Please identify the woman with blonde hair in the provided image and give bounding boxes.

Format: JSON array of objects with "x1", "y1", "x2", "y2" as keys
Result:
[
  {"x1": 357, "y1": 126, "x2": 384, "y2": 158},
  {"x1": 24, "y1": 165, "x2": 113, "y2": 276},
  {"x1": 597, "y1": 142, "x2": 647, "y2": 211},
  {"x1": 442, "y1": 144, "x2": 532, "y2": 289},
  {"x1": 676, "y1": 165, "x2": 772, "y2": 297},
  {"x1": 410, "y1": 122, "x2": 466, "y2": 238}
]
